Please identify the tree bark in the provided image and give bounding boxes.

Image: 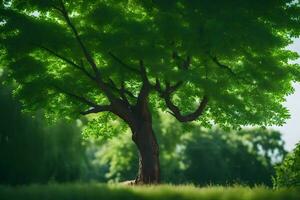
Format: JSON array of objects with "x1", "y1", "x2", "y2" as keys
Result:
[
  {"x1": 130, "y1": 106, "x2": 160, "y2": 184},
  {"x1": 131, "y1": 123, "x2": 160, "y2": 184}
]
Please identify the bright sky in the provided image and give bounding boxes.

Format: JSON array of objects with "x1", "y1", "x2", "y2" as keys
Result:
[{"x1": 271, "y1": 39, "x2": 300, "y2": 151}]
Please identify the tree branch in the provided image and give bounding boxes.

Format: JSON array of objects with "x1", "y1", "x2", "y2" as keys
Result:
[
  {"x1": 53, "y1": 85, "x2": 98, "y2": 107},
  {"x1": 154, "y1": 79, "x2": 208, "y2": 122},
  {"x1": 38, "y1": 45, "x2": 96, "y2": 82},
  {"x1": 56, "y1": 1, "x2": 122, "y2": 102},
  {"x1": 80, "y1": 105, "x2": 112, "y2": 115},
  {"x1": 136, "y1": 60, "x2": 151, "y2": 107},
  {"x1": 53, "y1": 84, "x2": 112, "y2": 115},
  {"x1": 106, "y1": 78, "x2": 137, "y2": 101},
  {"x1": 153, "y1": 79, "x2": 183, "y2": 97},
  {"x1": 51, "y1": 4, "x2": 63, "y2": 13},
  {"x1": 108, "y1": 52, "x2": 141, "y2": 74},
  {"x1": 58, "y1": 0, "x2": 100, "y2": 80},
  {"x1": 209, "y1": 54, "x2": 250, "y2": 84},
  {"x1": 152, "y1": 52, "x2": 209, "y2": 122},
  {"x1": 139, "y1": 60, "x2": 148, "y2": 82},
  {"x1": 156, "y1": 52, "x2": 189, "y2": 97},
  {"x1": 165, "y1": 81, "x2": 183, "y2": 94},
  {"x1": 119, "y1": 81, "x2": 130, "y2": 105},
  {"x1": 172, "y1": 51, "x2": 191, "y2": 70},
  {"x1": 210, "y1": 55, "x2": 238, "y2": 78},
  {"x1": 164, "y1": 95, "x2": 208, "y2": 122}
]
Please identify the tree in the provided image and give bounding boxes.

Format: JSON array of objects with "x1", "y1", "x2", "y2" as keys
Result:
[
  {"x1": 0, "y1": 84, "x2": 86, "y2": 185},
  {"x1": 1, "y1": 0, "x2": 300, "y2": 184},
  {"x1": 183, "y1": 128, "x2": 286, "y2": 186},
  {"x1": 273, "y1": 142, "x2": 300, "y2": 188}
]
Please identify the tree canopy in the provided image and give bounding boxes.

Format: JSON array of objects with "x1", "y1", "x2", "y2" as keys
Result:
[{"x1": 1, "y1": 0, "x2": 300, "y2": 128}]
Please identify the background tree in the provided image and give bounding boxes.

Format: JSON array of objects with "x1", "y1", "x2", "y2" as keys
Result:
[
  {"x1": 183, "y1": 128, "x2": 286, "y2": 186},
  {"x1": 273, "y1": 142, "x2": 300, "y2": 188},
  {"x1": 0, "y1": 83, "x2": 86, "y2": 185},
  {"x1": 1, "y1": 0, "x2": 300, "y2": 184}
]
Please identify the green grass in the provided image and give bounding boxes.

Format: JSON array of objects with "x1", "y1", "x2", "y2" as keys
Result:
[{"x1": 0, "y1": 183, "x2": 299, "y2": 200}]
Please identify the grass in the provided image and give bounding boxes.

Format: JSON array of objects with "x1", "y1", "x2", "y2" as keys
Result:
[{"x1": 0, "y1": 183, "x2": 299, "y2": 200}]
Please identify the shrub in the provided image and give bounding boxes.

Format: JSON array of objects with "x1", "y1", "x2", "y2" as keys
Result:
[{"x1": 274, "y1": 142, "x2": 300, "y2": 187}]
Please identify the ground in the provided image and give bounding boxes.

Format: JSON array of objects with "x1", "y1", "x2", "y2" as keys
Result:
[{"x1": 0, "y1": 184, "x2": 299, "y2": 200}]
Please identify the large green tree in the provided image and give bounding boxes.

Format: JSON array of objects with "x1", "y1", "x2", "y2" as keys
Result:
[{"x1": 1, "y1": 0, "x2": 300, "y2": 184}]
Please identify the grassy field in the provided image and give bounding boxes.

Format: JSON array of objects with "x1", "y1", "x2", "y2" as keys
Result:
[{"x1": 0, "y1": 184, "x2": 299, "y2": 200}]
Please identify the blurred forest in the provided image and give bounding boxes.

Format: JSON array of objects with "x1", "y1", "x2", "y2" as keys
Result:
[
  {"x1": 0, "y1": 82, "x2": 290, "y2": 186},
  {"x1": 0, "y1": 84, "x2": 85, "y2": 185}
]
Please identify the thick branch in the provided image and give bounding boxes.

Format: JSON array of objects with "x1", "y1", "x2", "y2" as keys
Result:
[
  {"x1": 123, "y1": 89, "x2": 137, "y2": 99},
  {"x1": 139, "y1": 60, "x2": 148, "y2": 82},
  {"x1": 154, "y1": 79, "x2": 208, "y2": 122},
  {"x1": 164, "y1": 95, "x2": 208, "y2": 122},
  {"x1": 107, "y1": 79, "x2": 131, "y2": 105},
  {"x1": 136, "y1": 60, "x2": 151, "y2": 107},
  {"x1": 165, "y1": 81, "x2": 183, "y2": 94},
  {"x1": 154, "y1": 52, "x2": 189, "y2": 97},
  {"x1": 153, "y1": 79, "x2": 183, "y2": 97},
  {"x1": 106, "y1": 55, "x2": 148, "y2": 106},
  {"x1": 119, "y1": 81, "x2": 129, "y2": 104}
]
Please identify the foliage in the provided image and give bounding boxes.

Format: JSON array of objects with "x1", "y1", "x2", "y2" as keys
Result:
[
  {"x1": 1, "y1": 184, "x2": 300, "y2": 200},
  {"x1": 88, "y1": 113, "x2": 286, "y2": 185},
  {"x1": 273, "y1": 142, "x2": 300, "y2": 188},
  {"x1": 0, "y1": 0, "x2": 300, "y2": 128},
  {"x1": 0, "y1": 85, "x2": 86, "y2": 185},
  {"x1": 183, "y1": 128, "x2": 286, "y2": 186},
  {"x1": 82, "y1": 113, "x2": 127, "y2": 140},
  {"x1": 92, "y1": 132, "x2": 139, "y2": 182}
]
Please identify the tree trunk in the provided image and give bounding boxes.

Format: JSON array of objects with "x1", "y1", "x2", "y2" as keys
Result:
[{"x1": 130, "y1": 108, "x2": 160, "y2": 184}]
